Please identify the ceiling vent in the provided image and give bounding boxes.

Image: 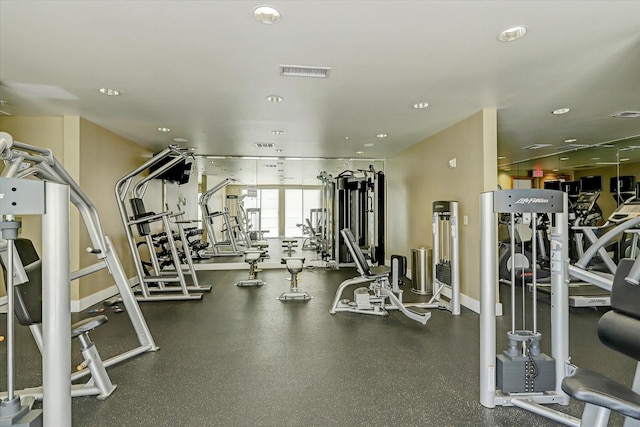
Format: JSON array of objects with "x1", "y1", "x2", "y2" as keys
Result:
[
  {"x1": 611, "y1": 111, "x2": 640, "y2": 118},
  {"x1": 254, "y1": 143, "x2": 275, "y2": 148},
  {"x1": 280, "y1": 65, "x2": 331, "y2": 78},
  {"x1": 522, "y1": 143, "x2": 552, "y2": 150}
]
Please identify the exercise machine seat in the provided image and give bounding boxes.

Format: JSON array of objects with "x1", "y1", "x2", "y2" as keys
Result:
[
  {"x1": 562, "y1": 367, "x2": 640, "y2": 419},
  {"x1": 1, "y1": 239, "x2": 110, "y2": 333},
  {"x1": 71, "y1": 315, "x2": 109, "y2": 339},
  {"x1": 282, "y1": 257, "x2": 305, "y2": 274},
  {"x1": 561, "y1": 258, "x2": 640, "y2": 420}
]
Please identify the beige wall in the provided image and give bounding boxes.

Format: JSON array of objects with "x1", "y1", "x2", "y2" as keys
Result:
[
  {"x1": 386, "y1": 110, "x2": 497, "y2": 305},
  {"x1": 78, "y1": 118, "x2": 153, "y2": 298},
  {"x1": 0, "y1": 116, "x2": 152, "y2": 301}
]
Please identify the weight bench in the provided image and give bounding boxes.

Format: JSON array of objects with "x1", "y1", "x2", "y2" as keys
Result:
[
  {"x1": 0, "y1": 239, "x2": 116, "y2": 401},
  {"x1": 282, "y1": 238, "x2": 298, "y2": 257},
  {"x1": 278, "y1": 257, "x2": 312, "y2": 301},
  {"x1": 561, "y1": 258, "x2": 640, "y2": 426},
  {"x1": 236, "y1": 250, "x2": 267, "y2": 287},
  {"x1": 329, "y1": 229, "x2": 430, "y2": 325}
]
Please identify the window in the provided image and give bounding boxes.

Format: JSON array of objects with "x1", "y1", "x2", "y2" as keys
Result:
[
  {"x1": 242, "y1": 188, "x2": 278, "y2": 238},
  {"x1": 285, "y1": 188, "x2": 320, "y2": 237}
]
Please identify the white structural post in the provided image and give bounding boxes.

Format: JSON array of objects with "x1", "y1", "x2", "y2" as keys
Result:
[
  {"x1": 479, "y1": 191, "x2": 497, "y2": 408},
  {"x1": 42, "y1": 182, "x2": 71, "y2": 427}
]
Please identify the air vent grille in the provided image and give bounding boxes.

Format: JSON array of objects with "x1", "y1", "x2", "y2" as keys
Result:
[
  {"x1": 280, "y1": 65, "x2": 331, "y2": 78},
  {"x1": 254, "y1": 143, "x2": 275, "y2": 148},
  {"x1": 611, "y1": 111, "x2": 640, "y2": 118}
]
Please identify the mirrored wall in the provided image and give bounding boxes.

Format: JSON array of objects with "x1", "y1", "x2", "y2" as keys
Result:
[{"x1": 497, "y1": 134, "x2": 640, "y2": 219}]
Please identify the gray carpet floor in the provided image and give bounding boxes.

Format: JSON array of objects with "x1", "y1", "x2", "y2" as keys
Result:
[{"x1": 1, "y1": 257, "x2": 635, "y2": 426}]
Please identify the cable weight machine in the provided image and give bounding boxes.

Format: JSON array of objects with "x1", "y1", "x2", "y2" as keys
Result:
[
  {"x1": 480, "y1": 189, "x2": 574, "y2": 423},
  {"x1": 333, "y1": 167, "x2": 385, "y2": 267},
  {"x1": 431, "y1": 201, "x2": 460, "y2": 314}
]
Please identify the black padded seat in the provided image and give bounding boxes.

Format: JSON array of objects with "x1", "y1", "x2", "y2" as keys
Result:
[
  {"x1": 71, "y1": 315, "x2": 109, "y2": 339},
  {"x1": 561, "y1": 258, "x2": 640, "y2": 421},
  {"x1": 1, "y1": 238, "x2": 110, "y2": 336},
  {"x1": 562, "y1": 367, "x2": 640, "y2": 419}
]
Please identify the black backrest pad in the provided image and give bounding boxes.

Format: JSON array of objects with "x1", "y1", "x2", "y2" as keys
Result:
[
  {"x1": 340, "y1": 228, "x2": 372, "y2": 277},
  {"x1": 610, "y1": 258, "x2": 640, "y2": 318},
  {"x1": 598, "y1": 311, "x2": 640, "y2": 361},
  {"x1": 129, "y1": 198, "x2": 152, "y2": 236},
  {"x1": 0, "y1": 238, "x2": 43, "y2": 326},
  {"x1": 598, "y1": 258, "x2": 640, "y2": 360}
]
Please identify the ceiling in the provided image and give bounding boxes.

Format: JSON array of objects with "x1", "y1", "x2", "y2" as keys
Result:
[{"x1": 1, "y1": 1, "x2": 639, "y2": 184}]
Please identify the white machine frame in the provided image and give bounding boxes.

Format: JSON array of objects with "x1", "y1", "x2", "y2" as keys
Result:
[
  {"x1": 430, "y1": 200, "x2": 461, "y2": 315},
  {"x1": 479, "y1": 189, "x2": 577, "y2": 424},
  {"x1": 0, "y1": 132, "x2": 158, "y2": 375}
]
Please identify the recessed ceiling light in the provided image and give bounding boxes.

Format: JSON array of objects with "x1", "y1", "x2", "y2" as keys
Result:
[
  {"x1": 99, "y1": 88, "x2": 120, "y2": 96},
  {"x1": 621, "y1": 158, "x2": 630, "y2": 162},
  {"x1": 552, "y1": 169, "x2": 559, "y2": 172},
  {"x1": 590, "y1": 157, "x2": 601, "y2": 160},
  {"x1": 552, "y1": 108, "x2": 571, "y2": 115},
  {"x1": 413, "y1": 101, "x2": 429, "y2": 109},
  {"x1": 564, "y1": 138, "x2": 577, "y2": 143},
  {"x1": 157, "y1": 127, "x2": 171, "y2": 132},
  {"x1": 364, "y1": 143, "x2": 374, "y2": 147},
  {"x1": 356, "y1": 151, "x2": 365, "y2": 154},
  {"x1": 560, "y1": 157, "x2": 569, "y2": 161},
  {"x1": 254, "y1": 6, "x2": 280, "y2": 24},
  {"x1": 271, "y1": 130, "x2": 284, "y2": 135},
  {"x1": 504, "y1": 168, "x2": 511, "y2": 171},
  {"x1": 376, "y1": 133, "x2": 387, "y2": 139},
  {"x1": 266, "y1": 95, "x2": 283, "y2": 103},
  {"x1": 344, "y1": 136, "x2": 350, "y2": 140},
  {"x1": 173, "y1": 137, "x2": 188, "y2": 143},
  {"x1": 497, "y1": 26, "x2": 527, "y2": 42},
  {"x1": 498, "y1": 156, "x2": 506, "y2": 160},
  {"x1": 274, "y1": 148, "x2": 284, "y2": 153}
]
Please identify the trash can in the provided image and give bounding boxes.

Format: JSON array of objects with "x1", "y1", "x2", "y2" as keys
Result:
[{"x1": 411, "y1": 247, "x2": 432, "y2": 295}]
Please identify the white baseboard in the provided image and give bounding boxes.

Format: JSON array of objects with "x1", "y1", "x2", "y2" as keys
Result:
[
  {"x1": 387, "y1": 258, "x2": 503, "y2": 316},
  {"x1": 71, "y1": 283, "x2": 121, "y2": 312},
  {"x1": 1, "y1": 277, "x2": 137, "y2": 314}
]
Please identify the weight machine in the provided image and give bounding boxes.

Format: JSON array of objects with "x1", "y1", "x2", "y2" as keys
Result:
[
  {"x1": 116, "y1": 146, "x2": 210, "y2": 301},
  {"x1": 314, "y1": 172, "x2": 335, "y2": 266},
  {"x1": 481, "y1": 188, "x2": 640, "y2": 427},
  {"x1": 329, "y1": 229, "x2": 430, "y2": 324},
  {"x1": 430, "y1": 201, "x2": 460, "y2": 314},
  {"x1": 199, "y1": 178, "x2": 242, "y2": 256},
  {"x1": 0, "y1": 177, "x2": 70, "y2": 426},
  {"x1": 480, "y1": 189, "x2": 575, "y2": 422},
  {"x1": 0, "y1": 132, "x2": 158, "y2": 379},
  {"x1": 333, "y1": 167, "x2": 385, "y2": 267}
]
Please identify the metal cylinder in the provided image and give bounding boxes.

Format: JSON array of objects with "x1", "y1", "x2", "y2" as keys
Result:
[{"x1": 411, "y1": 247, "x2": 432, "y2": 295}]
